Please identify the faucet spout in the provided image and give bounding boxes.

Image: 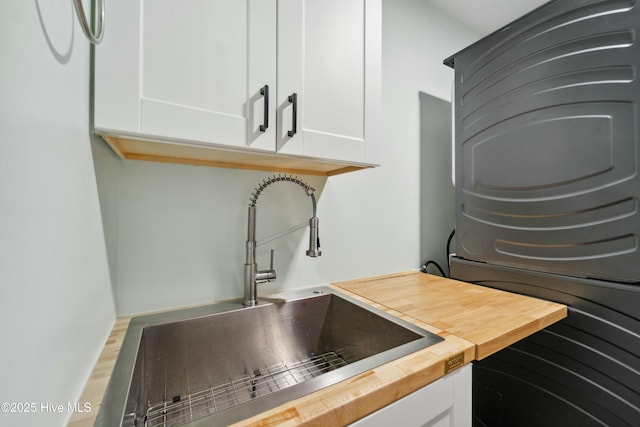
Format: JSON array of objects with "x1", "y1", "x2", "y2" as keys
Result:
[
  {"x1": 242, "y1": 175, "x2": 322, "y2": 306},
  {"x1": 306, "y1": 212, "x2": 321, "y2": 257}
]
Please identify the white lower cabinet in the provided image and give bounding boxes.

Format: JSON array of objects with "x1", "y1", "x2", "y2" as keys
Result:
[{"x1": 350, "y1": 364, "x2": 472, "y2": 427}]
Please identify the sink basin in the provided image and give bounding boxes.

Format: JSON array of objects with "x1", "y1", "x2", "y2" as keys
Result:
[{"x1": 96, "y1": 286, "x2": 443, "y2": 426}]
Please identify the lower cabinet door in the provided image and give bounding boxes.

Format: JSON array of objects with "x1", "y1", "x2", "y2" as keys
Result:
[{"x1": 350, "y1": 364, "x2": 471, "y2": 427}]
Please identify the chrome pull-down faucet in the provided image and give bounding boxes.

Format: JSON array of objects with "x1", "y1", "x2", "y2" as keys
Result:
[{"x1": 243, "y1": 175, "x2": 321, "y2": 307}]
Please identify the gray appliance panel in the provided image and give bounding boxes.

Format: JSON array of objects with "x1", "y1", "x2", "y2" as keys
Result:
[
  {"x1": 447, "y1": 0, "x2": 640, "y2": 282},
  {"x1": 450, "y1": 257, "x2": 640, "y2": 427}
]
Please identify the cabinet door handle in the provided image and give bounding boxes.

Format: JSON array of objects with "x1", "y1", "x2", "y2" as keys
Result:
[
  {"x1": 259, "y1": 85, "x2": 269, "y2": 132},
  {"x1": 287, "y1": 93, "x2": 297, "y2": 137}
]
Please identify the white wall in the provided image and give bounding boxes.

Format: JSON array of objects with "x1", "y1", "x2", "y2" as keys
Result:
[
  {"x1": 93, "y1": 0, "x2": 480, "y2": 317},
  {"x1": 385, "y1": 0, "x2": 481, "y2": 274},
  {"x1": 0, "y1": 1, "x2": 116, "y2": 426}
]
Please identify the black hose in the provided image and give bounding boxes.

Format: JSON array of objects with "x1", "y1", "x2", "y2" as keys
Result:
[
  {"x1": 421, "y1": 260, "x2": 446, "y2": 276},
  {"x1": 421, "y1": 228, "x2": 455, "y2": 277}
]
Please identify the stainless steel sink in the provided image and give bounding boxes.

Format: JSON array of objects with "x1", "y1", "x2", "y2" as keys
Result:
[{"x1": 96, "y1": 287, "x2": 443, "y2": 427}]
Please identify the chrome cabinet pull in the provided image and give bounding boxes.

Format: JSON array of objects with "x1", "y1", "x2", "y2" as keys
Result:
[
  {"x1": 287, "y1": 93, "x2": 297, "y2": 137},
  {"x1": 259, "y1": 85, "x2": 269, "y2": 132}
]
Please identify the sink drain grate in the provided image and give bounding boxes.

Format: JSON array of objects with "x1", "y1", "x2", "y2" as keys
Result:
[{"x1": 124, "y1": 351, "x2": 349, "y2": 427}]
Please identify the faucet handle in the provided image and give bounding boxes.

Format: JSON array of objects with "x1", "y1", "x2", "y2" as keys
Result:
[{"x1": 255, "y1": 248, "x2": 276, "y2": 284}]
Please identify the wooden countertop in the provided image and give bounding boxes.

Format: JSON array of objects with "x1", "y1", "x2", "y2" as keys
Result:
[
  {"x1": 335, "y1": 271, "x2": 567, "y2": 360},
  {"x1": 69, "y1": 272, "x2": 566, "y2": 426}
]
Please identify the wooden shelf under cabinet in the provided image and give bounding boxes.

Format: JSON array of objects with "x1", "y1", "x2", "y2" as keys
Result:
[{"x1": 100, "y1": 133, "x2": 376, "y2": 177}]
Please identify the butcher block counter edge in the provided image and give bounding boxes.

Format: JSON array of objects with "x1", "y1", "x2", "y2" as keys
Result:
[
  {"x1": 335, "y1": 271, "x2": 568, "y2": 360},
  {"x1": 68, "y1": 271, "x2": 566, "y2": 426}
]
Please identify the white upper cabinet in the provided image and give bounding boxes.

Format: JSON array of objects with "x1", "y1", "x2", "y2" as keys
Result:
[
  {"x1": 94, "y1": 0, "x2": 380, "y2": 172},
  {"x1": 276, "y1": 0, "x2": 381, "y2": 163}
]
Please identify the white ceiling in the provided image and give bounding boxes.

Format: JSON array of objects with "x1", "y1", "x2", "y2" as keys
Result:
[{"x1": 429, "y1": 0, "x2": 550, "y2": 36}]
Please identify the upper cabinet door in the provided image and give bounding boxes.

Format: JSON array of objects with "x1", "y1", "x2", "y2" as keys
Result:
[
  {"x1": 277, "y1": 0, "x2": 381, "y2": 164},
  {"x1": 140, "y1": 0, "x2": 276, "y2": 151}
]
